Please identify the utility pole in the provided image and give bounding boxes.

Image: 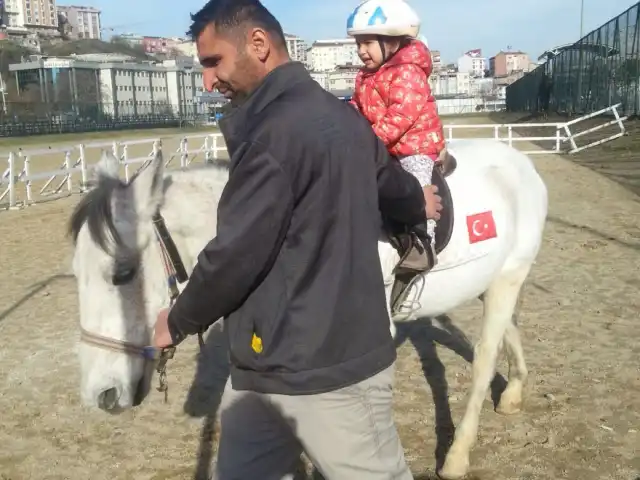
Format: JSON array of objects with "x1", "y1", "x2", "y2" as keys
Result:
[
  {"x1": 580, "y1": 0, "x2": 585, "y2": 38},
  {"x1": 0, "y1": 72, "x2": 7, "y2": 115}
]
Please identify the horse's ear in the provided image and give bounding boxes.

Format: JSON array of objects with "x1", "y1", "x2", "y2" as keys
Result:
[
  {"x1": 92, "y1": 149, "x2": 120, "y2": 181},
  {"x1": 132, "y1": 149, "x2": 165, "y2": 218}
]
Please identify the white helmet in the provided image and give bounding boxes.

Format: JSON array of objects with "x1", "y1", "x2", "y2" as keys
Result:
[{"x1": 346, "y1": 0, "x2": 421, "y2": 38}]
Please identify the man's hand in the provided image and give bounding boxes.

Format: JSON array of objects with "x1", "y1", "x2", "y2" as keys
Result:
[
  {"x1": 153, "y1": 308, "x2": 174, "y2": 349},
  {"x1": 423, "y1": 184, "x2": 442, "y2": 220}
]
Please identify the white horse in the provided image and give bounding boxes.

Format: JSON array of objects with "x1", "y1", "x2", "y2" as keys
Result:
[{"x1": 69, "y1": 138, "x2": 547, "y2": 480}]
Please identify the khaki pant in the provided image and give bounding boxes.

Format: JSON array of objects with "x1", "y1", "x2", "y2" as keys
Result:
[{"x1": 211, "y1": 363, "x2": 412, "y2": 480}]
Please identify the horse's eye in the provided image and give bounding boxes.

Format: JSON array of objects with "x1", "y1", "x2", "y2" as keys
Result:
[{"x1": 112, "y1": 266, "x2": 136, "y2": 286}]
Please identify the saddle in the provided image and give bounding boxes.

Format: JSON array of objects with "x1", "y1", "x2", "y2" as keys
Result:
[{"x1": 388, "y1": 149, "x2": 457, "y2": 315}]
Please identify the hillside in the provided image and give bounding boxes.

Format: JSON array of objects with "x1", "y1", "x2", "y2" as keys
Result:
[
  {"x1": 0, "y1": 41, "x2": 33, "y2": 73},
  {"x1": 0, "y1": 38, "x2": 152, "y2": 74},
  {"x1": 40, "y1": 39, "x2": 152, "y2": 60}
]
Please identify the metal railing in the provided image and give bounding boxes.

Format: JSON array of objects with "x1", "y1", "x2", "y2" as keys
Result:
[
  {"x1": 444, "y1": 122, "x2": 566, "y2": 154},
  {"x1": 1, "y1": 133, "x2": 226, "y2": 209},
  {"x1": 0, "y1": 106, "x2": 628, "y2": 210},
  {"x1": 0, "y1": 101, "x2": 211, "y2": 137},
  {"x1": 507, "y1": 2, "x2": 640, "y2": 117}
]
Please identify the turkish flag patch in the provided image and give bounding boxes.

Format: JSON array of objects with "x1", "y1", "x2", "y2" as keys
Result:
[{"x1": 466, "y1": 211, "x2": 497, "y2": 244}]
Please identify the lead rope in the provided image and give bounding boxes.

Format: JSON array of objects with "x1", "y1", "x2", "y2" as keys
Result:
[{"x1": 153, "y1": 229, "x2": 205, "y2": 403}]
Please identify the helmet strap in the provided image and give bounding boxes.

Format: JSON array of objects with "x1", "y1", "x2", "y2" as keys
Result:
[
  {"x1": 377, "y1": 35, "x2": 412, "y2": 64},
  {"x1": 377, "y1": 37, "x2": 387, "y2": 63}
]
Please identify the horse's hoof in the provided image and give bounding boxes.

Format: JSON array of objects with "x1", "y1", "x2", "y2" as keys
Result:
[
  {"x1": 495, "y1": 400, "x2": 522, "y2": 416},
  {"x1": 438, "y1": 455, "x2": 469, "y2": 480},
  {"x1": 495, "y1": 388, "x2": 523, "y2": 415}
]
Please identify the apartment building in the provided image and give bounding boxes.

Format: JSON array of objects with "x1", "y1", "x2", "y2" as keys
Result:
[
  {"x1": 308, "y1": 38, "x2": 361, "y2": 72},
  {"x1": 285, "y1": 33, "x2": 307, "y2": 65},
  {"x1": 2, "y1": 0, "x2": 57, "y2": 30},
  {"x1": 23, "y1": 0, "x2": 57, "y2": 29},
  {"x1": 489, "y1": 51, "x2": 534, "y2": 77},
  {"x1": 57, "y1": 5, "x2": 101, "y2": 39},
  {"x1": 457, "y1": 49, "x2": 487, "y2": 78}
]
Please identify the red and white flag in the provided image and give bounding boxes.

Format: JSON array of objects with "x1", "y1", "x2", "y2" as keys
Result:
[{"x1": 466, "y1": 211, "x2": 497, "y2": 244}]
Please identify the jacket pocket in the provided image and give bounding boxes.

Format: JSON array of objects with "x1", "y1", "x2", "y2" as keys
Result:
[{"x1": 227, "y1": 261, "x2": 288, "y2": 371}]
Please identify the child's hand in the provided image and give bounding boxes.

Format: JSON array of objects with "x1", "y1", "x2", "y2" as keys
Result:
[{"x1": 423, "y1": 185, "x2": 442, "y2": 220}]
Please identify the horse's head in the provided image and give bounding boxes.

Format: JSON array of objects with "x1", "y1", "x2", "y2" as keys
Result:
[{"x1": 69, "y1": 149, "x2": 170, "y2": 413}]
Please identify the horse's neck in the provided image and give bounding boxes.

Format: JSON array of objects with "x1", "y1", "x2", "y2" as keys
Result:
[{"x1": 159, "y1": 168, "x2": 227, "y2": 274}]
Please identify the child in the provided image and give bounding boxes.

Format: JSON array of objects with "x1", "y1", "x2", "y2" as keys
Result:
[{"x1": 347, "y1": 0, "x2": 445, "y2": 254}]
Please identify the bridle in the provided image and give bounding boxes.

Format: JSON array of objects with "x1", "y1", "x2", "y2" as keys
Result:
[{"x1": 79, "y1": 211, "x2": 203, "y2": 403}]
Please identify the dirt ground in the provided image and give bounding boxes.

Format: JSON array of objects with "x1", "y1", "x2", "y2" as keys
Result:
[{"x1": 0, "y1": 119, "x2": 639, "y2": 480}]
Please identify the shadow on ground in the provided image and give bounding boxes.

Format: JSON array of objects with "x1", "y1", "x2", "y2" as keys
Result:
[{"x1": 180, "y1": 317, "x2": 506, "y2": 479}]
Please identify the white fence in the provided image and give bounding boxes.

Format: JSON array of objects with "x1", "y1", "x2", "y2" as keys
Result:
[
  {"x1": 0, "y1": 133, "x2": 226, "y2": 209},
  {"x1": 0, "y1": 104, "x2": 627, "y2": 210}
]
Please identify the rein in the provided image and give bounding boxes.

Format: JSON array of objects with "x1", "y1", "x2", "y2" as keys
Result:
[{"x1": 79, "y1": 211, "x2": 204, "y2": 404}]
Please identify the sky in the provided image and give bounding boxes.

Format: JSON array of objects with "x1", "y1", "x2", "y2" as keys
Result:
[{"x1": 58, "y1": 0, "x2": 639, "y2": 63}]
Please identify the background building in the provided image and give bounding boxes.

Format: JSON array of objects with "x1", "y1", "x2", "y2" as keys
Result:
[
  {"x1": 2, "y1": 0, "x2": 57, "y2": 31},
  {"x1": 457, "y1": 49, "x2": 486, "y2": 77},
  {"x1": 57, "y1": 5, "x2": 101, "y2": 39},
  {"x1": 8, "y1": 54, "x2": 204, "y2": 117},
  {"x1": 307, "y1": 38, "x2": 361, "y2": 72},
  {"x1": 23, "y1": 0, "x2": 57, "y2": 30},
  {"x1": 285, "y1": 33, "x2": 307, "y2": 65},
  {"x1": 429, "y1": 71, "x2": 471, "y2": 96},
  {"x1": 430, "y1": 49, "x2": 442, "y2": 71},
  {"x1": 327, "y1": 64, "x2": 359, "y2": 91},
  {"x1": 2, "y1": 0, "x2": 27, "y2": 29},
  {"x1": 489, "y1": 50, "x2": 535, "y2": 77}
]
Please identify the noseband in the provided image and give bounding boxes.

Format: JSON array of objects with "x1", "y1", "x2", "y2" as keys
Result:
[{"x1": 79, "y1": 211, "x2": 200, "y2": 403}]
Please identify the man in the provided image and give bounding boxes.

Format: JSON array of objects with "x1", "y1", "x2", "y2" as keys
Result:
[{"x1": 153, "y1": 0, "x2": 441, "y2": 478}]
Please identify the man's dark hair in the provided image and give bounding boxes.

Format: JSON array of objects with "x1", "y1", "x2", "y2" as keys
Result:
[{"x1": 188, "y1": 0, "x2": 286, "y2": 48}]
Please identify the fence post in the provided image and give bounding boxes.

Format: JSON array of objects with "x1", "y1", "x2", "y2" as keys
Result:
[
  {"x1": 204, "y1": 136, "x2": 212, "y2": 164},
  {"x1": 8, "y1": 152, "x2": 16, "y2": 208},
  {"x1": 507, "y1": 126, "x2": 513, "y2": 147},
  {"x1": 611, "y1": 104, "x2": 626, "y2": 135},
  {"x1": 23, "y1": 153, "x2": 32, "y2": 205},
  {"x1": 563, "y1": 123, "x2": 578, "y2": 152},
  {"x1": 494, "y1": 125, "x2": 499, "y2": 140},
  {"x1": 212, "y1": 134, "x2": 218, "y2": 160},
  {"x1": 181, "y1": 138, "x2": 188, "y2": 168},
  {"x1": 79, "y1": 144, "x2": 88, "y2": 191},
  {"x1": 64, "y1": 150, "x2": 73, "y2": 194},
  {"x1": 555, "y1": 128, "x2": 561, "y2": 153},
  {"x1": 123, "y1": 144, "x2": 130, "y2": 182}
]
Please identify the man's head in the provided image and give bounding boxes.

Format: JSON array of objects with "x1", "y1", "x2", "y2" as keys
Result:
[{"x1": 188, "y1": 0, "x2": 289, "y2": 102}]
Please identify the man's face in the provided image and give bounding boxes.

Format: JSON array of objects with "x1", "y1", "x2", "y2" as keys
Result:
[{"x1": 196, "y1": 23, "x2": 265, "y2": 102}]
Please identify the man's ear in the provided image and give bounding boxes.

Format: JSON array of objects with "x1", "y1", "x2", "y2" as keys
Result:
[{"x1": 248, "y1": 27, "x2": 270, "y2": 62}]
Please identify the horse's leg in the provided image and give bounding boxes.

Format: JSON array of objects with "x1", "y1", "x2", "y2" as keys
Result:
[
  {"x1": 495, "y1": 308, "x2": 528, "y2": 415},
  {"x1": 378, "y1": 240, "x2": 399, "y2": 339},
  {"x1": 439, "y1": 265, "x2": 530, "y2": 480},
  {"x1": 387, "y1": 288, "x2": 397, "y2": 340}
]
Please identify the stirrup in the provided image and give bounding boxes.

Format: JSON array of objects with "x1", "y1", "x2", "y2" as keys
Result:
[{"x1": 390, "y1": 236, "x2": 436, "y2": 316}]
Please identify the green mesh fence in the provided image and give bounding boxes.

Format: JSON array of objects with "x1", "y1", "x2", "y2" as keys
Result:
[{"x1": 507, "y1": 2, "x2": 640, "y2": 117}]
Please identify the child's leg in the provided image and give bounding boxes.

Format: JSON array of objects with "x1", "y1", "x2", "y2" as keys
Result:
[{"x1": 397, "y1": 155, "x2": 436, "y2": 246}]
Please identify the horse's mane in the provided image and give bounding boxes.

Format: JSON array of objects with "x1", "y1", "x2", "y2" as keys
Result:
[
  {"x1": 68, "y1": 173, "x2": 128, "y2": 253},
  {"x1": 68, "y1": 160, "x2": 231, "y2": 254}
]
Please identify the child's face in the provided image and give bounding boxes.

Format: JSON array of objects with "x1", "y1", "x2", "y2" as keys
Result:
[
  {"x1": 356, "y1": 35, "x2": 384, "y2": 69},
  {"x1": 355, "y1": 35, "x2": 402, "y2": 70}
]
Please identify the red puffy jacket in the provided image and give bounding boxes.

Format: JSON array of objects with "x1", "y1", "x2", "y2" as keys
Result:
[{"x1": 350, "y1": 39, "x2": 445, "y2": 158}]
